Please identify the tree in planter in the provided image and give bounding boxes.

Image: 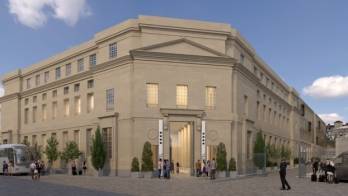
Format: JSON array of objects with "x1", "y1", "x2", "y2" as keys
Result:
[
  {"x1": 228, "y1": 157, "x2": 236, "y2": 171},
  {"x1": 253, "y1": 131, "x2": 266, "y2": 169},
  {"x1": 141, "y1": 141, "x2": 153, "y2": 172},
  {"x1": 131, "y1": 157, "x2": 140, "y2": 172},
  {"x1": 44, "y1": 136, "x2": 59, "y2": 173},
  {"x1": 91, "y1": 127, "x2": 106, "y2": 175},
  {"x1": 61, "y1": 141, "x2": 82, "y2": 175},
  {"x1": 216, "y1": 142, "x2": 227, "y2": 171}
]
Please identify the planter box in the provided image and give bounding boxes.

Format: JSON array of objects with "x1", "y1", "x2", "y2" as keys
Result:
[
  {"x1": 142, "y1": 171, "x2": 153, "y2": 178},
  {"x1": 131, "y1": 172, "x2": 142, "y2": 178},
  {"x1": 217, "y1": 171, "x2": 227, "y2": 178},
  {"x1": 229, "y1": 171, "x2": 237, "y2": 178}
]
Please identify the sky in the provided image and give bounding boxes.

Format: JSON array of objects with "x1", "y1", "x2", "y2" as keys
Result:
[{"x1": 0, "y1": 0, "x2": 347, "y2": 124}]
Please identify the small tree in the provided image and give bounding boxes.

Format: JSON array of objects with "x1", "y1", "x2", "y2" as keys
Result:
[
  {"x1": 45, "y1": 136, "x2": 59, "y2": 171},
  {"x1": 141, "y1": 141, "x2": 153, "y2": 172},
  {"x1": 216, "y1": 142, "x2": 227, "y2": 171},
  {"x1": 131, "y1": 157, "x2": 140, "y2": 172},
  {"x1": 91, "y1": 127, "x2": 106, "y2": 171},
  {"x1": 61, "y1": 141, "x2": 81, "y2": 163},
  {"x1": 228, "y1": 157, "x2": 236, "y2": 171},
  {"x1": 29, "y1": 143, "x2": 43, "y2": 161},
  {"x1": 253, "y1": 131, "x2": 266, "y2": 169}
]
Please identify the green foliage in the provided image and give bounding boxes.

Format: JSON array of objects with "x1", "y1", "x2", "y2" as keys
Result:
[
  {"x1": 216, "y1": 142, "x2": 227, "y2": 171},
  {"x1": 131, "y1": 157, "x2": 140, "y2": 172},
  {"x1": 253, "y1": 131, "x2": 266, "y2": 169},
  {"x1": 29, "y1": 143, "x2": 43, "y2": 161},
  {"x1": 281, "y1": 145, "x2": 291, "y2": 160},
  {"x1": 141, "y1": 141, "x2": 153, "y2": 172},
  {"x1": 91, "y1": 127, "x2": 106, "y2": 170},
  {"x1": 228, "y1": 157, "x2": 236, "y2": 171},
  {"x1": 44, "y1": 136, "x2": 59, "y2": 164},
  {"x1": 61, "y1": 141, "x2": 81, "y2": 162}
]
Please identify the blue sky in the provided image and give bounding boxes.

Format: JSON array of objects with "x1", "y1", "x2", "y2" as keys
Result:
[{"x1": 0, "y1": 0, "x2": 347, "y2": 124}]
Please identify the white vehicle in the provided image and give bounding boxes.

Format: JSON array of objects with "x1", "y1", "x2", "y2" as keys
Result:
[{"x1": 0, "y1": 144, "x2": 31, "y2": 174}]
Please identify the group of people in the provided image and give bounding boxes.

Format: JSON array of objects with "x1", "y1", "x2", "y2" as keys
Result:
[
  {"x1": 71, "y1": 160, "x2": 88, "y2": 176},
  {"x1": 157, "y1": 159, "x2": 173, "y2": 179},
  {"x1": 30, "y1": 160, "x2": 45, "y2": 180},
  {"x1": 2, "y1": 160, "x2": 14, "y2": 176},
  {"x1": 312, "y1": 159, "x2": 336, "y2": 183},
  {"x1": 195, "y1": 159, "x2": 217, "y2": 180}
]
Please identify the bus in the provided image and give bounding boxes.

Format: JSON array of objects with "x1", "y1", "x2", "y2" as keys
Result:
[{"x1": 0, "y1": 144, "x2": 31, "y2": 175}]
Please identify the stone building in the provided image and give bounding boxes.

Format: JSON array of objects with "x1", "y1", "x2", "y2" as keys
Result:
[{"x1": 0, "y1": 16, "x2": 327, "y2": 176}]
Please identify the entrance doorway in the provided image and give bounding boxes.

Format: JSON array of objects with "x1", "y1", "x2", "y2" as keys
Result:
[{"x1": 169, "y1": 121, "x2": 193, "y2": 175}]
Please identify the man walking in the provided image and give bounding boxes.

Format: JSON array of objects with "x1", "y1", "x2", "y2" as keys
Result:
[
  {"x1": 158, "y1": 159, "x2": 163, "y2": 179},
  {"x1": 210, "y1": 158, "x2": 216, "y2": 180},
  {"x1": 279, "y1": 159, "x2": 291, "y2": 190}
]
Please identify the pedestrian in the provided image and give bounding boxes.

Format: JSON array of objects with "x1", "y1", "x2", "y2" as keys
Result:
[
  {"x1": 158, "y1": 158, "x2": 163, "y2": 178},
  {"x1": 176, "y1": 162, "x2": 180, "y2": 174},
  {"x1": 279, "y1": 159, "x2": 291, "y2": 190},
  {"x1": 30, "y1": 161, "x2": 36, "y2": 180},
  {"x1": 202, "y1": 160, "x2": 207, "y2": 177},
  {"x1": 165, "y1": 160, "x2": 171, "y2": 179},
  {"x1": 36, "y1": 161, "x2": 42, "y2": 179},
  {"x1": 312, "y1": 159, "x2": 319, "y2": 175},
  {"x1": 170, "y1": 161, "x2": 174, "y2": 174},
  {"x1": 207, "y1": 160, "x2": 211, "y2": 178},
  {"x1": 210, "y1": 158, "x2": 216, "y2": 180},
  {"x1": 72, "y1": 161, "x2": 77, "y2": 175},
  {"x1": 83, "y1": 161, "x2": 87, "y2": 175},
  {"x1": 3, "y1": 161, "x2": 8, "y2": 176},
  {"x1": 195, "y1": 160, "x2": 201, "y2": 177}
]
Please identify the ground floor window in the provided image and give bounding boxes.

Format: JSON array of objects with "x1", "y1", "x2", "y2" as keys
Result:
[{"x1": 103, "y1": 128, "x2": 112, "y2": 159}]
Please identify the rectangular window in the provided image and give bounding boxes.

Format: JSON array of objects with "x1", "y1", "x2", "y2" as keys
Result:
[
  {"x1": 87, "y1": 79, "x2": 94, "y2": 88},
  {"x1": 26, "y1": 78, "x2": 31, "y2": 89},
  {"x1": 42, "y1": 93, "x2": 47, "y2": 101},
  {"x1": 41, "y1": 134, "x2": 46, "y2": 147},
  {"x1": 24, "y1": 108, "x2": 29, "y2": 124},
  {"x1": 64, "y1": 99, "x2": 70, "y2": 116},
  {"x1": 74, "y1": 130, "x2": 80, "y2": 149},
  {"x1": 65, "y1": 63, "x2": 72, "y2": 76},
  {"x1": 176, "y1": 85, "x2": 188, "y2": 108},
  {"x1": 55, "y1": 67, "x2": 61, "y2": 80},
  {"x1": 52, "y1": 90, "x2": 57, "y2": 98},
  {"x1": 146, "y1": 83, "x2": 158, "y2": 106},
  {"x1": 87, "y1": 93, "x2": 94, "y2": 113},
  {"x1": 256, "y1": 101, "x2": 260, "y2": 120},
  {"x1": 109, "y1": 43, "x2": 117, "y2": 58},
  {"x1": 44, "y1": 71, "x2": 49, "y2": 83},
  {"x1": 75, "y1": 96, "x2": 81, "y2": 115},
  {"x1": 24, "y1": 98, "x2": 29, "y2": 105},
  {"x1": 33, "y1": 96, "x2": 37, "y2": 104},
  {"x1": 63, "y1": 131, "x2": 68, "y2": 145},
  {"x1": 240, "y1": 53, "x2": 245, "y2": 64},
  {"x1": 35, "y1": 75, "x2": 40, "y2": 86},
  {"x1": 77, "y1": 58, "x2": 84, "y2": 72},
  {"x1": 42, "y1": 104, "x2": 47, "y2": 121},
  {"x1": 89, "y1": 54, "x2": 96, "y2": 67},
  {"x1": 103, "y1": 128, "x2": 112, "y2": 158},
  {"x1": 64, "y1": 86, "x2": 69, "y2": 95},
  {"x1": 205, "y1": 86, "x2": 216, "y2": 109},
  {"x1": 52, "y1": 101, "x2": 58, "y2": 119},
  {"x1": 32, "y1": 135, "x2": 37, "y2": 145},
  {"x1": 244, "y1": 95, "x2": 248, "y2": 116},
  {"x1": 74, "y1": 83, "x2": 80, "y2": 92},
  {"x1": 106, "y1": 89, "x2": 114, "y2": 111},
  {"x1": 86, "y1": 129, "x2": 92, "y2": 156},
  {"x1": 32, "y1": 106, "x2": 37, "y2": 123}
]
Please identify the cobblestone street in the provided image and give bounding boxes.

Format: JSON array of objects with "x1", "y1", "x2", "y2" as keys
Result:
[{"x1": 0, "y1": 169, "x2": 346, "y2": 196}]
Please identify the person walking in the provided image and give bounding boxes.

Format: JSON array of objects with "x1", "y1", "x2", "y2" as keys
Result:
[
  {"x1": 176, "y1": 162, "x2": 180, "y2": 174},
  {"x1": 210, "y1": 158, "x2": 216, "y2": 180},
  {"x1": 279, "y1": 159, "x2": 291, "y2": 190},
  {"x1": 83, "y1": 161, "x2": 87, "y2": 175},
  {"x1": 165, "y1": 160, "x2": 171, "y2": 179},
  {"x1": 158, "y1": 159, "x2": 163, "y2": 178},
  {"x1": 195, "y1": 160, "x2": 201, "y2": 177},
  {"x1": 71, "y1": 161, "x2": 77, "y2": 176},
  {"x1": 3, "y1": 161, "x2": 8, "y2": 176},
  {"x1": 30, "y1": 161, "x2": 36, "y2": 180}
]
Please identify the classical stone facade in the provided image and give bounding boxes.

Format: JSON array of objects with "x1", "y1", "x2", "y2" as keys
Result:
[{"x1": 0, "y1": 16, "x2": 327, "y2": 176}]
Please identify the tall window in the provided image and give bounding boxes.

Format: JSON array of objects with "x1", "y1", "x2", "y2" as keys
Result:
[
  {"x1": 256, "y1": 101, "x2": 260, "y2": 120},
  {"x1": 32, "y1": 135, "x2": 37, "y2": 145},
  {"x1": 24, "y1": 98, "x2": 29, "y2": 105},
  {"x1": 75, "y1": 96, "x2": 81, "y2": 115},
  {"x1": 33, "y1": 96, "x2": 37, "y2": 103},
  {"x1": 52, "y1": 90, "x2": 57, "y2": 98},
  {"x1": 240, "y1": 53, "x2": 245, "y2": 64},
  {"x1": 26, "y1": 78, "x2": 31, "y2": 89},
  {"x1": 65, "y1": 63, "x2": 72, "y2": 76},
  {"x1": 63, "y1": 132, "x2": 68, "y2": 145},
  {"x1": 44, "y1": 71, "x2": 49, "y2": 83},
  {"x1": 87, "y1": 80, "x2": 94, "y2": 88},
  {"x1": 244, "y1": 95, "x2": 248, "y2": 116},
  {"x1": 89, "y1": 54, "x2": 96, "y2": 67},
  {"x1": 42, "y1": 93, "x2": 47, "y2": 101},
  {"x1": 24, "y1": 108, "x2": 29, "y2": 124},
  {"x1": 41, "y1": 134, "x2": 46, "y2": 147},
  {"x1": 74, "y1": 130, "x2": 80, "y2": 149},
  {"x1": 146, "y1": 83, "x2": 158, "y2": 106},
  {"x1": 87, "y1": 93, "x2": 94, "y2": 113},
  {"x1": 106, "y1": 89, "x2": 114, "y2": 111},
  {"x1": 176, "y1": 85, "x2": 188, "y2": 108},
  {"x1": 109, "y1": 43, "x2": 117, "y2": 58},
  {"x1": 103, "y1": 128, "x2": 112, "y2": 158},
  {"x1": 52, "y1": 101, "x2": 58, "y2": 119},
  {"x1": 247, "y1": 131, "x2": 252, "y2": 159},
  {"x1": 55, "y1": 67, "x2": 61, "y2": 80},
  {"x1": 42, "y1": 104, "x2": 47, "y2": 121},
  {"x1": 35, "y1": 75, "x2": 40, "y2": 86},
  {"x1": 74, "y1": 83, "x2": 80, "y2": 92},
  {"x1": 64, "y1": 99, "x2": 70, "y2": 116},
  {"x1": 77, "y1": 58, "x2": 84, "y2": 72},
  {"x1": 32, "y1": 106, "x2": 37, "y2": 123},
  {"x1": 86, "y1": 129, "x2": 92, "y2": 156},
  {"x1": 205, "y1": 86, "x2": 216, "y2": 109},
  {"x1": 64, "y1": 86, "x2": 69, "y2": 95}
]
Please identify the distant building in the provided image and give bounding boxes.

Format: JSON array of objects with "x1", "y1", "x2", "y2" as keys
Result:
[{"x1": 326, "y1": 121, "x2": 348, "y2": 156}]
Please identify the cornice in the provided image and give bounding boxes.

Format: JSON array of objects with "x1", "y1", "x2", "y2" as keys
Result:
[
  {"x1": 0, "y1": 93, "x2": 20, "y2": 103},
  {"x1": 160, "y1": 108, "x2": 205, "y2": 118}
]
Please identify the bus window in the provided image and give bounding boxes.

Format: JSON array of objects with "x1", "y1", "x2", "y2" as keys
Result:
[
  {"x1": 4, "y1": 148, "x2": 15, "y2": 163},
  {"x1": 14, "y1": 147, "x2": 30, "y2": 165}
]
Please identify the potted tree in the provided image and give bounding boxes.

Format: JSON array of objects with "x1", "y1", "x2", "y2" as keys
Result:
[
  {"x1": 228, "y1": 157, "x2": 237, "y2": 178},
  {"x1": 216, "y1": 142, "x2": 227, "y2": 178},
  {"x1": 253, "y1": 131, "x2": 266, "y2": 175},
  {"x1": 131, "y1": 157, "x2": 141, "y2": 178},
  {"x1": 91, "y1": 127, "x2": 106, "y2": 176},
  {"x1": 44, "y1": 136, "x2": 59, "y2": 174},
  {"x1": 61, "y1": 141, "x2": 82, "y2": 175},
  {"x1": 141, "y1": 141, "x2": 154, "y2": 178}
]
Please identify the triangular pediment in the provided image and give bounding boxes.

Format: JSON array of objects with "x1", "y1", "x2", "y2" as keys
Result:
[{"x1": 132, "y1": 38, "x2": 227, "y2": 57}]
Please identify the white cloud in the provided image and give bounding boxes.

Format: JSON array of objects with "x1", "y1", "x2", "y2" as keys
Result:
[
  {"x1": 8, "y1": 0, "x2": 91, "y2": 29},
  {"x1": 318, "y1": 113, "x2": 344, "y2": 124},
  {"x1": 303, "y1": 75, "x2": 348, "y2": 98}
]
